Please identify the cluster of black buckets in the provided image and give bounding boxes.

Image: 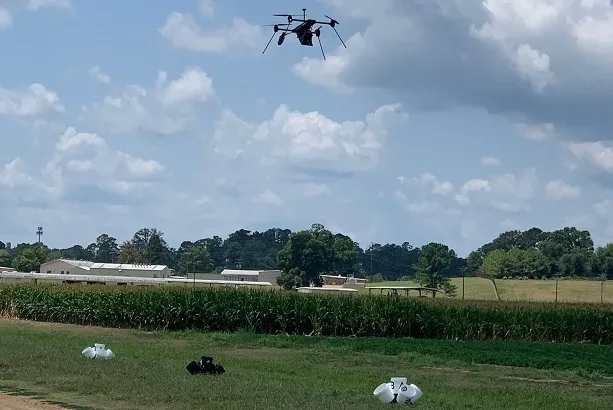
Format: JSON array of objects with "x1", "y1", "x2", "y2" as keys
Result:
[{"x1": 186, "y1": 355, "x2": 226, "y2": 375}]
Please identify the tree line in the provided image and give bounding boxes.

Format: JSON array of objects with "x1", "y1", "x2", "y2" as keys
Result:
[{"x1": 0, "y1": 224, "x2": 611, "y2": 293}]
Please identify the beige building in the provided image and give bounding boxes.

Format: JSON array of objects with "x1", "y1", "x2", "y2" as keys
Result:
[
  {"x1": 39, "y1": 259, "x2": 93, "y2": 274},
  {"x1": 220, "y1": 269, "x2": 282, "y2": 284},
  {"x1": 40, "y1": 259, "x2": 170, "y2": 278}
]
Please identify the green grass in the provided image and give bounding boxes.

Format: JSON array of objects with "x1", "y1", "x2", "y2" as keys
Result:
[
  {"x1": 0, "y1": 319, "x2": 612, "y2": 409},
  {"x1": 366, "y1": 278, "x2": 613, "y2": 303}
]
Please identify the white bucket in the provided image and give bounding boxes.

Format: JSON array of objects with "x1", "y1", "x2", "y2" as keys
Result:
[
  {"x1": 373, "y1": 383, "x2": 395, "y2": 404},
  {"x1": 390, "y1": 377, "x2": 407, "y2": 395},
  {"x1": 397, "y1": 384, "x2": 418, "y2": 404},
  {"x1": 409, "y1": 384, "x2": 423, "y2": 403},
  {"x1": 81, "y1": 347, "x2": 96, "y2": 359}
]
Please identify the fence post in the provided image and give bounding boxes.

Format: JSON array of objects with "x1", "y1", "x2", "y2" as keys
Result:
[
  {"x1": 555, "y1": 278, "x2": 558, "y2": 303},
  {"x1": 601, "y1": 275, "x2": 605, "y2": 304}
]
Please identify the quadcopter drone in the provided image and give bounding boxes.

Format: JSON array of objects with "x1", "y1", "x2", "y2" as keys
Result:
[{"x1": 262, "y1": 8, "x2": 347, "y2": 60}]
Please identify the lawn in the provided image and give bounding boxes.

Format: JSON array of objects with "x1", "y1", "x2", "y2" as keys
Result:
[
  {"x1": 0, "y1": 320, "x2": 612, "y2": 409},
  {"x1": 365, "y1": 277, "x2": 613, "y2": 303}
]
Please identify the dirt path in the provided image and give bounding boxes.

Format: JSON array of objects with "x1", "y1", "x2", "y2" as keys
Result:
[{"x1": 0, "y1": 393, "x2": 68, "y2": 410}]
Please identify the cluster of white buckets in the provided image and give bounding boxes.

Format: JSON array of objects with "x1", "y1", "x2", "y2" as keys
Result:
[
  {"x1": 81, "y1": 343, "x2": 115, "y2": 360},
  {"x1": 373, "y1": 377, "x2": 422, "y2": 405}
]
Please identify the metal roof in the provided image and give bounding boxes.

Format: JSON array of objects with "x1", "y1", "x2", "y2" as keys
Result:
[
  {"x1": 59, "y1": 259, "x2": 95, "y2": 267},
  {"x1": 220, "y1": 269, "x2": 260, "y2": 276},
  {"x1": 90, "y1": 263, "x2": 168, "y2": 271}
]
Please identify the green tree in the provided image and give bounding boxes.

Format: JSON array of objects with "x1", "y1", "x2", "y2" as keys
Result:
[
  {"x1": 118, "y1": 241, "x2": 142, "y2": 264},
  {"x1": 277, "y1": 223, "x2": 336, "y2": 288},
  {"x1": 145, "y1": 233, "x2": 165, "y2": 265},
  {"x1": 178, "y1": 244, "x2": 213, "y2": 273},
  {"x1": 591, "y1": 243, "x2": 613, "y2": 279},
  {"x1": 414, "y1": 242, "x2": 457, "y2": 296},
  {"x1": 92, "y1": 234, "x2": 119, "y2": 263},
  {"x1": 12, "y1": 245, "x2": 47, "y2": 272},
  {"x1": 0, "y1": 249, "x2": 11, "y2": 267}
]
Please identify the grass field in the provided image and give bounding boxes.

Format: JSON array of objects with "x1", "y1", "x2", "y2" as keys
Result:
[
  {"x1": 1, "y1": 319, "x2": 612, "y2": 409},
  {"x1": 364, "y1": 278, "x2": 613, "y2": 303}
]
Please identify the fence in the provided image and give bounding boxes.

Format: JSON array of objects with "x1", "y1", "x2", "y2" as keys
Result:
[{"x1": 366, "y1": 277, "x2": 613, "y2": 304}]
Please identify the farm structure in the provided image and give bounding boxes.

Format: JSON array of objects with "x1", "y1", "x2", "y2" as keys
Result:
[
  {"x1": 220, "y1": 269, "x2": 282, "y2": 283},
  {"x1": 40, "y1": 259, "x2": 171, "y2": 278}
]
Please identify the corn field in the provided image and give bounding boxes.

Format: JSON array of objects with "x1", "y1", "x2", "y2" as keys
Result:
[{"x1": 1, "y1": 284, "x2": 612, "y2": 344}]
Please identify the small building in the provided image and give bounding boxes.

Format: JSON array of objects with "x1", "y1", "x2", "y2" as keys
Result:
[
  {"x1": 221, "y1": 269, "x2": 260, "y2": 282},
  {"x1": 40, "y1": 259, "x2": 94, "y2": 274},
  {"x1": 0, "y1": 266, "x2": 15, "y2": 273},
  {"x1": 89, "y1": 263, "x2": 170, "y2": 278},
  {"x1": 320, "y1": 274, "x2": 368, "y2": 288},
  {"x1": 219, "y1": 269, "x2": 282, "y2": 283}
]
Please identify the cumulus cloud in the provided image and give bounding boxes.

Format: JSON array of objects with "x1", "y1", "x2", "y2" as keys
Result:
[
  {"x1": 212, "y1": 103, "x2": 407, "y2": 174},
  {"x1": 0, "y1": 83, "x2": 64, "y2": 118},
  {"x1": 82, "y1": 67, "x2": 217, "y2": 136},
  {"x1": 545, "y1": 179, "x2": 581, "y2": 199},
  {"x1": 88, "y1": 66, "x2": 110, "y2": 84},
  {"x1": 568, "y1": 141, "x2": 613, "y2": 172},
  {"x1": 159, "y1": 12, "x2": 267, "y2": 56},
  {"x1": 293, "y1": 0, "x2": 613, "y2": 140}
]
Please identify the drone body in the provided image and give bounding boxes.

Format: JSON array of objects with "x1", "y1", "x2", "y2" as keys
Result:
[{"x1": 262, "y1": 8, "x2": 347, "y2": 60}]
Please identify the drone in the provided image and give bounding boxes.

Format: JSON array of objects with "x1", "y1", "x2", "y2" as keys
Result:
[{"x1": 262, "y1": 8, "x2": 347, "y2": 60}]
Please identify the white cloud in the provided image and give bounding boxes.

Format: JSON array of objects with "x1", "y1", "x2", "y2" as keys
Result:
[
  {"x1": 253, "y1": 189, "x2": 285, "y2": 206},
  {"x1": 545, "y1": 179, "x2": 581, "y2": 199},
  {"x1": 213, "y1": 103, "x2": 406, "y2": 173},
  {"x1": 198, "y1": 0, "x2": 214, "y2": 18},
  {"x1": 88, "y1": 66, "x2": 110, "y2": 84},
  {"x1": 454, "y1": 168, "x2": 538, "y2": 212},
  {"x1": 412, "y1": 172, "x2": 454, "y2": 196},
  {"x1": 159, "y1": 12, "x2": 267, "y2": 56},
  {"x1": 83, "y1": 67, "x2": 216, "y2": 136},
  {"x1": 517, "y1": 122, "x2": 556, "y2": 140},
  {"x1": 568, "y1": 141, "x2": 613, "y2": 172},
  {"x1": 27, "y1": 0, "x2": 70, "y2": 10},
  {"x1": 481, "y1": 156, "x2": 502, "y2": 166},
  {"x1": 0, "y1": 83, "x2": 64, "y2": 118},
  {"x1": 0, "y1": 7, "x2": 11, "y2": 29},
  {"x1": 455, "y1": 178, "x2": 491, "y2": 204}
]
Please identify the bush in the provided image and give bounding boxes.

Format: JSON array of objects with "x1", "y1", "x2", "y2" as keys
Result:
[{"x1": 1, "y1": 284, "x2": 613, "y2": 344}]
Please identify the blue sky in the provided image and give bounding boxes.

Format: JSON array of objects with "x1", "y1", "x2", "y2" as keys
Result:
[{"x1": 2, "y1": 0, "x2": 613, "y2": 257}]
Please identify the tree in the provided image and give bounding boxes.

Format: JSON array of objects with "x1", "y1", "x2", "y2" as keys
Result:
[
  {"x1": 277, "y1": 224, "x2": 336, "y2": 288},
  {"x1": 591, "y1": 244, "x2": 613, "y2": 279},
  {"x1": 414, "y1": 242, "x2": 456, "y2": 296},
  {"x1": 118, "y1": 241, "x2": 142, "y2": 264},
  {"x1": 92, "y1": 234, "x2": 119, "y2": 263},
  {"x1": 12, "y1": 244, "x2": 47, "y2": 272},
  {"x1": 145, "y1": 233, "x2": 165, "y2": 264},
  {"x1": 0, "y1": 249, "x2": 11, "y2": 267},
  {"x1": 178, "y1": 244, "x2": 213, "y2": 273}
]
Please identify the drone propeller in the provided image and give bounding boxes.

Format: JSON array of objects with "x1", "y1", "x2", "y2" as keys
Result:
[{"x1": 324, "y1": 15, "x2": 340, "y2": 27}]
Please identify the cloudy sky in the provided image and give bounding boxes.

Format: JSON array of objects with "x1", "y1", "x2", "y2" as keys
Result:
[{"x1": 2, "y1": 0, "x2": 613, "y2": 256}]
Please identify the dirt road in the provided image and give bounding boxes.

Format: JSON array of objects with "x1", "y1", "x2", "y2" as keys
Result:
[{"x1": 0, "y1": 393, "x2": 68, "y2": 410}]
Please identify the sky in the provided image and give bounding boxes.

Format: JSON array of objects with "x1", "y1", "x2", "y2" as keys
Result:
[{"x1": 2, "y1": 0, "x2": 613, "y2": 257}]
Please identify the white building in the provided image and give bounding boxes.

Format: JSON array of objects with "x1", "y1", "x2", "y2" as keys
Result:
[
  {"x1": 39, "y1": 259, "x2": 169, "y2": 278},
  {"x1": 40, "y1": 259, "x2": 94, "y2": 274},
  {"x1": 89, "y1": 263, "x2": 170, "y2": 278},
  {"x1": 220, "y1": 269, "x2": 282, "y2": 283}
]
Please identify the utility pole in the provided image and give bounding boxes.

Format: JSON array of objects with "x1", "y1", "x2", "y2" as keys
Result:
[
  {"x1": 370, "y1": 242, "x2": 373, "y2": 274},
  {"x1": 36, "y1": 226, "x2": 43, "y2": 244}
]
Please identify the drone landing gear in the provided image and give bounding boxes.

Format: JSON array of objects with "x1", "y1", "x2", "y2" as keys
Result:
[{"x1": 314, "y1": 27, "x2": 326, "y2": 60}]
